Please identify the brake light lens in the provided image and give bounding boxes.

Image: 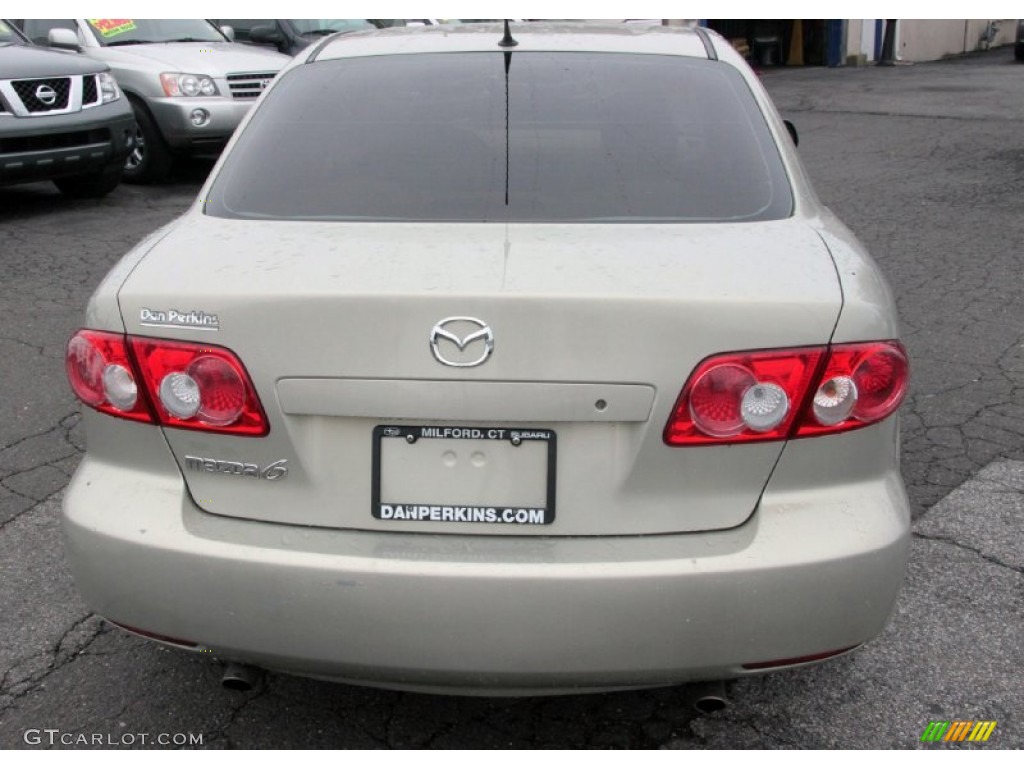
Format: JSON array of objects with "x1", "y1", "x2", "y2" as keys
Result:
[
  {"x1": 665, "y1": 348, "x2": 825, "y2": 445},
  {"x1": 129, "y1": 337, "x2": 268, "y2": 436},
  {"x1": 794, "y1": 342, "x2": 909, "y2": 438},
  {"x1": 664, "y1": 341, "x2": 908, "y2": 445},
  {"x1": 65, "y1": 330, "x2": 152, "y2": 423},
  {"x1": 65, "y1": 330, "x2": 268, "y2": 436}
]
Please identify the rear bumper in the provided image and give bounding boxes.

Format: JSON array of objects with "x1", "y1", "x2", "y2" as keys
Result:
[{"x1": 62, "y1": 421, "x2": 910, "y2": 694}]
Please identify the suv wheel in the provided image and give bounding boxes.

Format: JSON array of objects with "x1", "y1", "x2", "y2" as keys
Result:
[
  {"x1": 124, "y1": 101, "x2": 173, "y2": 183},
  {"x1": 54, "y1": 162, "x2": 124, "y2": 198}
]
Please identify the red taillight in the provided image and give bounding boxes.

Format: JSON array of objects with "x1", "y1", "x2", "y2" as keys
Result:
[
  {"x1": 129, "y1": 336, "x2": 268, "y2": 436},
  {"x1": 794, "y1": 342, "x2": 909, "y2": 438},
  {"x1": 65, "y1": 330, "x2": 268, "y2": 436},
  {"x1": 65, "y1": 330, "x2": 153, "y2": 423},
  {"x1": 663, "y1": 341, "x2": 908, "y2": 445},
  {"x1": 664, "y1": 347, "x2": 825, "y2": 445}
]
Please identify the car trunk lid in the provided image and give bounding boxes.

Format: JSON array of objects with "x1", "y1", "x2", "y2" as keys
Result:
[{"x1": 117, "y1": 215, "x2": 841, "y2": 535}]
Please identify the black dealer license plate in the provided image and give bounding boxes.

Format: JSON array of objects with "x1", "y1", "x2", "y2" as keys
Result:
[{"x1": 372, "y1": 425, "x2": 556, "y2": 525}]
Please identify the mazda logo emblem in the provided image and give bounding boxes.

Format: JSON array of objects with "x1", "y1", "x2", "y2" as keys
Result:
[
  {"x1": 35, "y1": 84, "x2": 58, "y2": 106},
  {"x1": 429, "y1": 317, "x2": 494, "y2": 368}
]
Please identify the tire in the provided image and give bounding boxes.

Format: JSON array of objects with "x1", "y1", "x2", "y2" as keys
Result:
[
  {"x1": 123, "y1": 100, "x2": 174, "y2": 184},
  {"x1": 1015, "y1": 44, "x2": 1024, "y2": 63},
  {"x1": 54, "y1": 162, "x2": 124, "y2": 198}
]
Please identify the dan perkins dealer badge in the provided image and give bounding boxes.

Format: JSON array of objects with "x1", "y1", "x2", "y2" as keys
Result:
[{"x1": 140, "y1": 308, "x2": 219, "y2": 331}]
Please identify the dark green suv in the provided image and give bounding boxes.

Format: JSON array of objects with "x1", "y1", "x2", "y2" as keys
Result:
[{"x1": 0, "y1": 20, "x2": 135, "y2": 197}]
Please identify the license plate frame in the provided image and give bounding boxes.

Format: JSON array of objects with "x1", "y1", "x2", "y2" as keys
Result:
[{"x1": 371, "y1": 425, "x2": 557, "y2": 526}]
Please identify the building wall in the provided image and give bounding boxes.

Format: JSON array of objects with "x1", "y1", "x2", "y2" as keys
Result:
[
  {"x1": 679, "y1": 19, "x2": 1018, "y2": 65},
  {"x1": 899, "y1": 19, "x2": 1015, "y2": 61},
  {"x1": 847, "y1": 19, "x2": 1017, "y2": 63},
  {"x1": 846, "y1": 19, "x2": 864, "y2": 59}
]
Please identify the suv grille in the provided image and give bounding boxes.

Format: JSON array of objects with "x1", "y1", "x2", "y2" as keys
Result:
[
  {"x1": 0, "y1": 74, "x2": 109, "y2": 116},
  {"x1": 227, "y1": 72, "x2": 276, "y2": 99},
  {"x1": 12, "y1": 77, "x2": 71, "y2": 113},
  {"x1": 82, "y1": 75, "x2": 99, "y2": 106}
]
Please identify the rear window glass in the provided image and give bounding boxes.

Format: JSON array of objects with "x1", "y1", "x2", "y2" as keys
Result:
[{"x1": 205, "y1": 52, "x2": 793, "y2": 223}]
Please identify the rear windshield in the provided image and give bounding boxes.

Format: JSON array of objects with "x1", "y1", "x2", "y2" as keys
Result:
[{"x1": 205, "y1": 52, "x2": 793, "y2": 223}]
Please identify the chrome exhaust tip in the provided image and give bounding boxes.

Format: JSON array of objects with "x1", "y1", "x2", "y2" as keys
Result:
[
  {"x1": 688, "y1": 680, "x2": 729, "y2": 714},
  {"x1": 221, "y1": 662, "x2": 262, "y2": 692}
]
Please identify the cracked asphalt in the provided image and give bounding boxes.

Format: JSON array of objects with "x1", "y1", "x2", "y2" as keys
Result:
[{"x1": 1, "y1": 47, "x2": 1022, "y2": 749}]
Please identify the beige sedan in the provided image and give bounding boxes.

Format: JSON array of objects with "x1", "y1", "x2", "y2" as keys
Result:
[{"x1": 63, "y1": 22, "x2": 910, "y2": 695}]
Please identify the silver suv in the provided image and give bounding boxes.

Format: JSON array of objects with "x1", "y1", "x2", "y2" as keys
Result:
[{"x1": 16, "y1": 19, "x2": 289, "y2": 182}]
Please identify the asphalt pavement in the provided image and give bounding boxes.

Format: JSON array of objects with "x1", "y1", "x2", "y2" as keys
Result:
[{"x1": 1, "y1": 46, "x2": 1022, "y2": 749}]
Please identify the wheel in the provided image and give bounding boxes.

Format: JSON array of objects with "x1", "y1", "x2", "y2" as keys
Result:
[
  {"x1": 54, "y1": 162, "x2": 124, "y2": 198},
  {"x1": 123, "y1": 100, "x2": 174, "y2": 183},
  {"x1": 1015, "y1": 44, "x2": 1024, "y2": 63}
]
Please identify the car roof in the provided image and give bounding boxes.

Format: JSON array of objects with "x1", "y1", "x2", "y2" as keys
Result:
[{"x1": 311, "y1": 22, "x2": 714, "y2": 63}]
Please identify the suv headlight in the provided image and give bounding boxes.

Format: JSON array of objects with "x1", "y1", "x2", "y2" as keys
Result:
[
  {"x1": 159, "y1": 73, "x2": 219, "y2": 98},
  {"x1": 98, "y1": 72, "x2": 121, "y2": 103}
]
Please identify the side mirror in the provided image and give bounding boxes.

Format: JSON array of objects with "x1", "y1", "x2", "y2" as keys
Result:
[
  {"x1": 219, "y1": 25, "x2": 235, "y2": 42},
  {"x1": 249, "y1": 24, "x2": 284, "y2": 45},
  {"x1": 48, "y1": 28, "x2": 80, "y2": 51},
  {"x1": 783, "y1": 119, "x2": 799, "y2": 147}
]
